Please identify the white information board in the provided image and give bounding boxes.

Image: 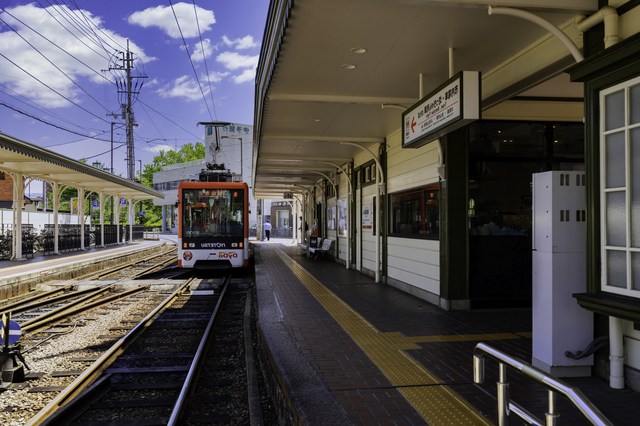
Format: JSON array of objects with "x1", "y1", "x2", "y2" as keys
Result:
[{"x1": 403, "y1": 71, "x2": 480, "y2": 149}]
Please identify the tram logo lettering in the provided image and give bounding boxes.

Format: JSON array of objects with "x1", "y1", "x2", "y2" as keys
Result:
[
  {"x1": 218, "y1": 252, "x2": 238, "y2": 259},
  {"x1": 201, "y1": 242, "x2": 226, "y2": 248}
]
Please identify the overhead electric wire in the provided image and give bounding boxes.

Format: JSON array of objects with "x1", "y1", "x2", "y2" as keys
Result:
[
  {"x1": 169, "y1": 0, "x2": 213, "y2": 121},
  {"x1": 33, "y1": 0, "x2": 111, "y2": 62},
  {"x1": 0, "y1": 52, "x2": 111, "y2": 124},
  {"x1": 68, "y1": 0, "x2": 113, "y2": 58},
  {"x1": 138, "y1": 99, "x2": 203, "y2": 142},
  {"x1": 68, "y1": 0, "x2": 127, "y2": 53},
  {"x1": 0, "y1": 6, "x2": 118, "y2": 94},
  {"x1": 138, "y1": 102, "x2": 166, "y2": 141},
  {"x1": 1, "y1": 83, "x2": 87, "y2": 130},
  {"x1": 45, "y1": 124, "x2": 124, "y2": 147},
  {"x1": 82, "y1": 143, "x2": 126, "y2": 160},
  {"x1": 192, "y1": 0, "x2": 217, "y2": 121},
  {"x1": 2, "y1": 2, "x2": 207, "y2": 162},
  {"x1": 46, "y1": 0, "x2": 110, "y2": 53},
  {"x1": 1, "y1": 103, "x2": 115, "y2": 142},
  {"x1": 0, "y1": 15, "x2": 111, "y2": 114}
]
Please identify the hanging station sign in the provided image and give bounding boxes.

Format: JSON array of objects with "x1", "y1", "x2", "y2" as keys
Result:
[{"x1": 402, "y1": 71, "x2": 481, "y2": 149}]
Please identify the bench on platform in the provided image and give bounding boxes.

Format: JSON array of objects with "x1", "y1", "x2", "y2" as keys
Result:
[{"x1": 309, "y1": 238, "x2": 333, "y2": 259}]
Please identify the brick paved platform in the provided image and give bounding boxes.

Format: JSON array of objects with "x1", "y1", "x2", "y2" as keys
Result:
[{"x1": 254, "y1": 240, "x2": 640, "y2": 425}]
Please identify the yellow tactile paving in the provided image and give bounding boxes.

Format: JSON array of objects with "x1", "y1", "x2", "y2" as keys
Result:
[
  {"x1": 410, "y1": 332, "x2": 526, "y2": 343},
  {"x1": 272, "y1": 246, "x2": 492, "y2": 426}
]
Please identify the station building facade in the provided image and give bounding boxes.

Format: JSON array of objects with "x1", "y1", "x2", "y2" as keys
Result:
[{"x1": 253, "y1": 1, "x2": 640, "y2": 389}]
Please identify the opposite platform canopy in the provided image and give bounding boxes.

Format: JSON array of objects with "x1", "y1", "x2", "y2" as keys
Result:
[{"x1": 0, "y1": 132, "x2": 164, "y2": 200}]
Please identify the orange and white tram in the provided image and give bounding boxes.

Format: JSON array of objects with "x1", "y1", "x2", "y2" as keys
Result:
[{"x1": 177, "y1": 180, "x2": 249, "y2": 269}]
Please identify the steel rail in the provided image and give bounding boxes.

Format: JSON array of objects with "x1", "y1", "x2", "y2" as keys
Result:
[
  {"x1": 20, "y1": 286, "x2": 114, "y2": 332},
  {"x1": 1, "y1": 286, "x2": 95, "y2": 317},
  {"x1": 78, "y1": 246, "x2": 176, "y2": 280},
  {"x1": 126, "y1": 255, "x2": 178, "y2": 279},
  {"x1": 25, "y1": 276, "x2": 197, "y2": 426},
  {"x1": 0, "y1": 285, "x2": 74, "y2": 315},
  {"x1": 473, "y1": 342, "x2": 613, "y2": 426},
  {"x1": 21, "y1": 284, "x2": 152, "y2": 334},
  {"x1": 168, "y1": 273, "x2": 232, "y2": 425}
]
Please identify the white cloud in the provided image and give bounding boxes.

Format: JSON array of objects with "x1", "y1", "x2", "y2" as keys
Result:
[
  {"x1": 191, "y1": 38, "x2": 215, "y2": 62},
  {"x1": 128, "y1": 3, "x2": 215, "y2": 39},
  {"x1": 203, "y1": 71, "x2": 230, "y2": 83},
  {"x1": 145, "y1": 78, "x2": 161, "y2": 88},
  {"x1": 156, "y1": 75, "x2": 207, "y2": 101},
  {"x1": 0, "y1": 4, "x2": 154, "y2": 108},
  {"x1": 216, "y1": 52, "x2": 258, "y2": 71},
  {"x1": 222, "y1": 35, "x2": 258, "y2": 50},
  {"x1": 233, "y1": 69, "x2": 255, "y2": 84},
  {"x1": 143, "y1": 143, "x2": 173, "y2": 153}
]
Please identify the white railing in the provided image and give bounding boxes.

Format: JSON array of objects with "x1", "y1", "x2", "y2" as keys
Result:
[
  {"x1": 144, "y1": 228, "x2": 160, "y2": 240},
  {"x1": 473, "y1": 343, "x2": 613, "y2": 426}
]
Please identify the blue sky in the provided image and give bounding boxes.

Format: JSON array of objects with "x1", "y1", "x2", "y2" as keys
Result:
[{"x1": 0, "y1": 1, "x2": 269, "y2": 182}]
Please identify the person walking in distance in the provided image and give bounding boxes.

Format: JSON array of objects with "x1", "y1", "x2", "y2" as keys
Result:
[{"x1": 264, "y1": 220, "x2": 272, "y2": 241}]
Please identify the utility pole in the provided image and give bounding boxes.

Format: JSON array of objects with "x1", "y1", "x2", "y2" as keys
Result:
[{"x1": 108, "y1": 40, "x2": 146, "y2": 181}]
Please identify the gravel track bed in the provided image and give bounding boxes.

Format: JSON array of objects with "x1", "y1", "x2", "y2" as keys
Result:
[
  {"x1": 0, "y1": 289, "x2": 167, "y2": 426},
  {"x1": 1, "y1": 273, "x2": 280, "y2": 425}
]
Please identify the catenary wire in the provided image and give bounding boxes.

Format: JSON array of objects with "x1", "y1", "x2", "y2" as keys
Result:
[
  {"x1": 0, "y1": 52, "x2": 110, "y2": 124},
  {"x1": 169, "y1": 0, "x2": 213, "y2": 121},
  {"x1": 69, "y1": 0, "x2": 127, "y2": 52},
  {"x1": 46, "y1": 0, "x2": 108, "y2": 52},
  {"x1": 35, "y1": 0, "x2": 110, "y2": 61},
  {"x1": 68, "y1": 0, "x2": 114, "y2": 58},
  {"x1": 0, "y1": 14, "x2": 111, "y2": 114},
  {"x1": 192, "y1": 0, "x2": 217, "y2": 120},
  {"x1": 0, "y1": 7, "x2": 116, "y2": 86},
  {"x1": 2, "y1": 103, "x2": 116, "y2": 142},
  {"x1": 1, "y1": 83, "x2": 90, "y2": 130}
]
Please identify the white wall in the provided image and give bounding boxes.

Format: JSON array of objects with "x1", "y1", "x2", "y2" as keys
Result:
[
  {"x1": 1, "y1": 209, "x2": 76, "y2": 231},
  {"x1": 385, "y1": 129, "x2": 441, "y2": 297}
]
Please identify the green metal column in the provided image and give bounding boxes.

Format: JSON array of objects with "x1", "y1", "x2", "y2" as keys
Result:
[{"x1": 439, "y1": 128, "x2": 469, "y2": 307}]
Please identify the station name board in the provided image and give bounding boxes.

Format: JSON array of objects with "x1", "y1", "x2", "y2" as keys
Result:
[{"x1": 402, "y1": 71, "x2": 480, "y2": 149}]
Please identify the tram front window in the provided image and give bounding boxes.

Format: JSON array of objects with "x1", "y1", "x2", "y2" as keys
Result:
[{"x1": 182, "y1": 189, "x2": 244, "y2": 238}]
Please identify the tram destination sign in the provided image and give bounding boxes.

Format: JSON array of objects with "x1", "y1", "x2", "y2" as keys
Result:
[{"x1": 402, "y1": 71, "x2": 480, "y2": 149}]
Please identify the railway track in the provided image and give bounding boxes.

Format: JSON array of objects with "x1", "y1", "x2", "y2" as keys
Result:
[
  {"x1": 27, "y1": 273, "x2": 261, "y2": 426},
  {"x1": 0, "y1": 247, "x2": 184, "y2": 337},
  {"x1": 75, "y1": 246, "x2": 178, "y2": 281},
  {"x1": 0, "y1": 243, "x2": 275, "y2": 426}
]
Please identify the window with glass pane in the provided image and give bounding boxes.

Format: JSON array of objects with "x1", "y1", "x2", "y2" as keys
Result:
[
  {"x1": 389, "y1": 184, "x2": 439, "y2": 239},
  {"x1": 601, "y1": 75, "x2": 640, "y2": 296},
  {"x1": 182, "y1": 188, "x2": 244, "y2": 238}
]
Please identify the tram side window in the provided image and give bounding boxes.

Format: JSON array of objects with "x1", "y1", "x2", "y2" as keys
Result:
[{"x1": 389, "y1": 183, "x2": 439, "y2": 240}]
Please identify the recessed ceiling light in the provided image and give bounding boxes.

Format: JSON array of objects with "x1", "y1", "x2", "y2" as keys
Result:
[
  {"x1": 310, "y1": 118, "x2": 320, "y2": 122},
  {"x1": 341, "y1": 64, "x2": 356, "y2": 70},
  {"x1": 350, "y1": 47, "x2": 367, "y2": 54}
]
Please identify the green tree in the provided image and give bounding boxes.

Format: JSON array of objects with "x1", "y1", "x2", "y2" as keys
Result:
[{"x1": 137, "y1": 142, "x2": 206, "y2": 228}]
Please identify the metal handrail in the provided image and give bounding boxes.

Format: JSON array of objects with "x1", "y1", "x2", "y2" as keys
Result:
[{"x1": 473, "y1": 342, "x2": 613, "y2": 426}]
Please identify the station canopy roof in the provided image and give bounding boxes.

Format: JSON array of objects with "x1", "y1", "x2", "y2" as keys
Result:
[
  {"x1": 253, "y1": 0, "x2": 592, "y2": 199},
  {"x1": 0, "y1": 132, "x2": 164, "y2": 200}
]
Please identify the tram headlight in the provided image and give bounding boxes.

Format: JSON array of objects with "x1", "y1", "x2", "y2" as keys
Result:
[
  {"x1": 231, "y1": 243, "x2": 238, "y2": 248},
  {"x1": 189, "y1": 243, "x2": 195, "y2": 248}
]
